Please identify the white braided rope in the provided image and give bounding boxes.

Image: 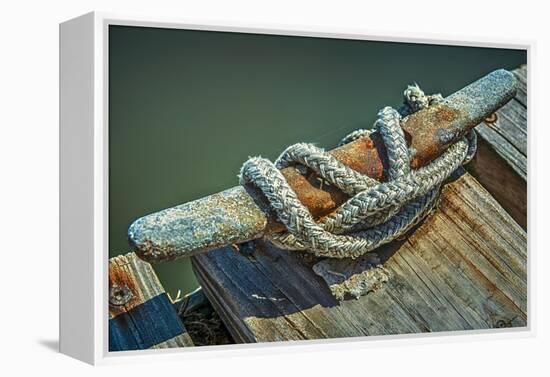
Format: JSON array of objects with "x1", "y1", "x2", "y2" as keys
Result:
[{"x1": 239, "y1": 85, "x2": 477, "y2": 259}]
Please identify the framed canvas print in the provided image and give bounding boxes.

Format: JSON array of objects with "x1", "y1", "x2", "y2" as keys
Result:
[{"x1": 59, "y1": 11, "x2": 530, "y2": 364}]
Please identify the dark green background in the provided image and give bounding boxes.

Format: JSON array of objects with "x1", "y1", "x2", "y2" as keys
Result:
[{"x1": 109, "y1": 25, "x2": 526, "y2": 297}]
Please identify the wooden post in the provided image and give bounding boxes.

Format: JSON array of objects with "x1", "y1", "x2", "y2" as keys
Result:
[
  {"x1": 109, "y1": 252, "x2": 194, "y2": 351},
  {"x1": 467, "y1": 65, "x2": 527, "y2": 229}
]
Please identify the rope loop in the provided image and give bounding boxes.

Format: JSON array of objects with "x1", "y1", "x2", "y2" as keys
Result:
[{"x1": 239, "y1": 86, "x2": 477, "y2": 259}]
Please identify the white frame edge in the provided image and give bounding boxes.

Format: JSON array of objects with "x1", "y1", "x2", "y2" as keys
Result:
[
  {"x1": 59, "y1": 11, "x2": 535, "y2": 365},
  {"x1": 60, "y1": 12, "x2": 97, "y2": 364}
]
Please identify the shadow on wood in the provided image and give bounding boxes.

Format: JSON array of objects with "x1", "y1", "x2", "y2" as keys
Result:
[{"x1": 193, "y1": 169, "x2": 527, "y2": 343}]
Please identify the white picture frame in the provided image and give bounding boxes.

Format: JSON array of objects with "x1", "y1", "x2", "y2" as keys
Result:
[{"x1": 59, "y1": 11, "x2": 533, "y2": 365}]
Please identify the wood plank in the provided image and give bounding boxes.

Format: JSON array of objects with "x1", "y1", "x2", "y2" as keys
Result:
[
  {"x1": 109, "y1": 252, "x2": 194, "y2": 351},
  {"x1": 192, "y1": 170, "x2": 527, "y2": 342},
  {"x1": 512, "y1": 65, "x2": 527, "y2": 107},
  {"x1": 467, "y1": 136, "x2": 527, "y2": 229},
  {"x1": 467, "y1": 65, "x2": 527, "y2": 228}
]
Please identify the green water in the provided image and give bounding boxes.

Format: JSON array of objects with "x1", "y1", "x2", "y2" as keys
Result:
[{"x1": 109, "y1": 25, "x2": 526, "y2": 297}]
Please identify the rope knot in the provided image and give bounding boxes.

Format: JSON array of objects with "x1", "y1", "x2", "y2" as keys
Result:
[
  {"x1": 239, "y1": 85, "x2": 477, "y2": 259},
  {"x1": 403, "y1": 84, "x2": 430, "y2": 112}
]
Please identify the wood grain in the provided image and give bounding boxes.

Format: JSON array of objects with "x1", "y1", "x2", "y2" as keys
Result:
[
  {"x1": 192, "y1": 170, "x2": 527, "y2": 342},
  {"x1": 467, "y1": 65, "x2": 527, "y2": 228},
  {"x1": 109, "y1": 252, "x2": 194, "y2": 350}
]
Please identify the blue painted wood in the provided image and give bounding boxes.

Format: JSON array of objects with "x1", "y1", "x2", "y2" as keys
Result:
[{"x1": 109, "y1": 293, "x2": 185, "y2": 351}]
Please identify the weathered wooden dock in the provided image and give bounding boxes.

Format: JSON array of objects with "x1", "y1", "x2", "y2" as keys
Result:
[
  {"x1": 190, "y1": 66, "x2": 528, "y2": 343},
  {"x1": 109, "y1": 66, "x2": 528, "y2": 350},
  {"x1": 192, "y1": 169, "x2": 526, "y2": 342}
]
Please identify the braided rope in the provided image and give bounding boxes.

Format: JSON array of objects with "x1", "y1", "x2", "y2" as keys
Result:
[{"x1": 239, "y1": 85, "x2": 477, "y2": 259}]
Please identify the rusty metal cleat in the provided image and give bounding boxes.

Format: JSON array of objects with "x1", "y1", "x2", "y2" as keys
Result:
[{"x1": 127, "y1": 69, "x2": 517, "y2": 263}]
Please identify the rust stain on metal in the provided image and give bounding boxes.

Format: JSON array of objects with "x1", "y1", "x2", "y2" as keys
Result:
[
  {"x1": 275, "y1": 131, "x2": 389, "y2": 225},
  {"x1": 109, "y1": 283, "x2": 134, "y2": 306},
  {"x1": 484, "y1": 112, "x2": 498, "y2": 125},
  {"x1": 402, "y1": 104, "x2": 465, "y2": 169},
  {"x1": 273, "y1": 105, "x2": 464, "y2": 222}
]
